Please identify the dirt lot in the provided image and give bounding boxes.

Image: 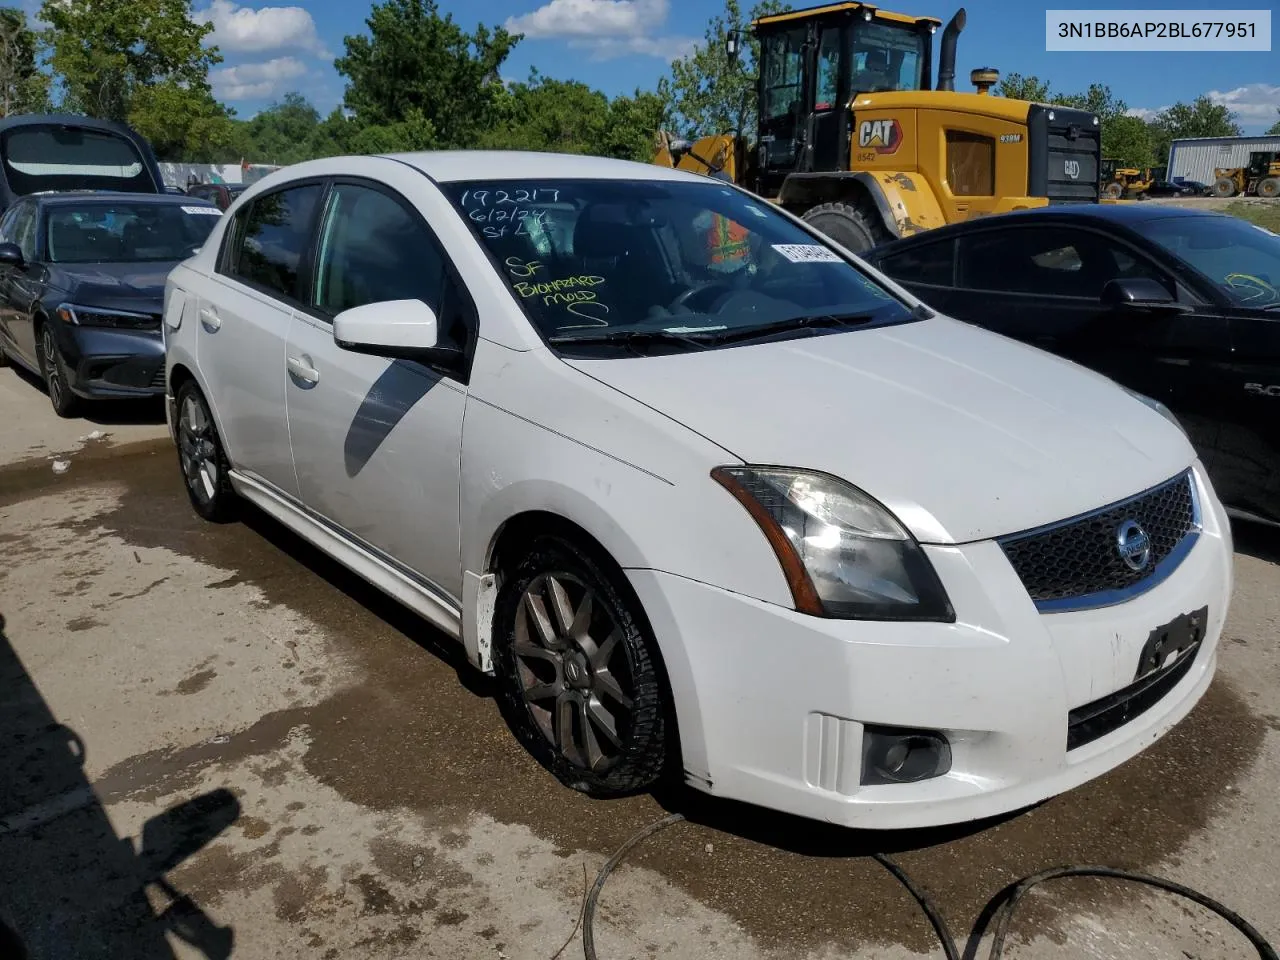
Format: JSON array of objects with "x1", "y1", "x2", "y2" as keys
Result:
[{"x1": 1, "y1": 362, "x2": 1278, "y2": 960}]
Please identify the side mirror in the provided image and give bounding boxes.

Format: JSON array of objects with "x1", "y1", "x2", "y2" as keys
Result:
[
  {"x1": 1101, "y1": 277, "x2": 1189, "y2": 313},
  {"x1": 0, "y1": 242, "x2": 25, "y2": 268},
  {"x1": 333, "y1": 298, "x2": 453, "y2": 364}
]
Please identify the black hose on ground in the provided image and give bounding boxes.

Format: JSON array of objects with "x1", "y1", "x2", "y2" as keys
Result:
[{"x1": 577, "y1": 813, "x2": 1279, "y2": 960}]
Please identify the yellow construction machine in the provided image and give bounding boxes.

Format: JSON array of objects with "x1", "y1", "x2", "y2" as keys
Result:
[
  {"x1": 1211, "y1": 154, "x2": 1280, "y2": 199},
  {"x1": 653, "y1": 3, "x2": 1102, "y2": 252},
  {"x1": 1099, "y1": 159, "x2": 1153, "y2": 199}
]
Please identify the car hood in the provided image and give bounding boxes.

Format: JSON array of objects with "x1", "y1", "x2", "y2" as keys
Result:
[
  {"x1": 51, "y1": 261, "x2": 178, "y2": 312},
  {"x1": 563, "y1": 317, "x2": 1196, "y2": 544}
]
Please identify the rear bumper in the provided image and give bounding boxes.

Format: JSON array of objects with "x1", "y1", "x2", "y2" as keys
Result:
[{"x1": 630, "y1": 464, "x2": 1232, "y2": 829}]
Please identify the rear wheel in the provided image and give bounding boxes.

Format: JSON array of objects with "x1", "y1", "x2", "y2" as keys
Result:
[
  {"x1": 801, "y1": 200, "x2": 890, "y2": 255},
  {"x1": 175, "y1": 380, "x2": 237, "y2": 523},
  {"x1": 1257, "y1": 178, "x2": 1280, "y2": 200},
  {"x1": 1212, "y1": 177, "x2": 1237, "y2": 199},
  {"x1": 492, "y1": 533, "x2": 669, "y2": 797},
  {"x1": 37, "y1": 324, "x2": 80, "y2": 418}
]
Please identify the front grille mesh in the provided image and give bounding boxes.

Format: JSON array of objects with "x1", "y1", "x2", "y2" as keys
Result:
[{"x1": 999, "y1": 472, "x2": 1196, "y2": 605}]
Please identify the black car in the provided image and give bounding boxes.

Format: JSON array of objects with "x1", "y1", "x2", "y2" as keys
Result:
[
  {"x1": 0, "y1": 192, "x2": 222, "y2": 417},
  {"x1": 1141, "y1": 180, "x2": 1205, "y2": 198},
  {"x1": 863, "y1": 204, "x2": 1280, "y2": 525}
]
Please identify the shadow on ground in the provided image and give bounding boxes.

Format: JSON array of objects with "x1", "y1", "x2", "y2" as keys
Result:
[
  {"x1": 6, "y1": 362, "x2": 165, "y2": 426},
  {"x1": 0, "y1": 613, "x2": 239, "y2": 960},
  {"x1": 1232, "y1": 517, "x2": 1280, "y2": 566}
]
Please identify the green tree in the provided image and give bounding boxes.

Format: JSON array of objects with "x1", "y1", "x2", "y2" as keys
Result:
[
  {"x1": 40, "y1": 0, "x2": 220, "y2": 123},
  {"x1": 1266, "y1": 109, "x2": 1280, "y2": 136},
  {"x1": 480, "y1": 71, "x2": 610, "y2": 156},
  {"x1": 335, "y1": 0, "x2": 516, "y2": 149},
  {"x1": 346, "y1": 108, "x2": 437, "y2": 154},
  {"x1": 995, "y1": 72, "x2": 1051, "y2": 103},
  {"x1": 0, "y1": 7, "x2": 48, "y2": 116},
  {"x1": 238, "y1": 92, "x2": 326, "y2": 165},
  {"x1": 130, "y1": 83, "x2": 237, "y2": 161},
  {"x1": 1101, "y1": 114, "x2": 1154, "y2": 167},
  {"x1": 604, "y1": 90, "x2": 668, "y2": 162},
  {"x1": 657, "y1": 0, "x2": 789, "y2": 139},
  {"x1": 1054, "y1": 83, "x2": 1127, "y2": 125},
  {"x1": 1148, "y1": 95, "x2": 1242, "y2": 165}
]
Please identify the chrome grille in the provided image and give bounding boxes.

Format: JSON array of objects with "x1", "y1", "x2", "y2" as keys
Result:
[{"x1": 998, "y1": 471, "x2": 1198, "y2": 611}]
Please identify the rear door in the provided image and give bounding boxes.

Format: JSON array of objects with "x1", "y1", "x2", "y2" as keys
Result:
[
  {"x1": 198, "y1": 180, "x2": 326, "y2": 495},
  {"x1": 0, "y1": 201, "x2": 40, "y2": 366}
]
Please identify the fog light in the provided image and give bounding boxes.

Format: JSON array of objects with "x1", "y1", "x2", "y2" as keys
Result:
[{"x1": 861, "y1": 726, "x2": 952, "y2": 785}]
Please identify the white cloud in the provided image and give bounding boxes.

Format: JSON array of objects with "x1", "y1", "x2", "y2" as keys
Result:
[
  {"x1": 570, "y1": 34, "x2": 697, "y2": 62},
  {"x1": 194, "y1": 0, "x2": 329, "y2": 56},
  {"x1": 505, "y1": 0, "x2": 667, "y2": 39},
  {"x1": 1205, "y1": 83, "x2": 1280, "y2": 123},
  {"x1": 1125, "y1": 106, "x2": 1165, "y2": 121},
  {"x1": 211, "y1": 56, "x2": 308, "y2": 100}
]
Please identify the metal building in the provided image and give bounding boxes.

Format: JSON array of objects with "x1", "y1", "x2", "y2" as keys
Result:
[{"x1": 1168, "y1": 135, "x2": 1280, "y2": 184}]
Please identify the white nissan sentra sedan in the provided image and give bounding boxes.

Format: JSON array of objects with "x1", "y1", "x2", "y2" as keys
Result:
[{"x1": 162, "y1": 151, "x2": 1232, "y2": 829}]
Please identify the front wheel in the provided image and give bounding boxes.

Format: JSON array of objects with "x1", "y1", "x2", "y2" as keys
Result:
[
  {"x1": 492, "y1": 534, "x2": 669, "y2": 797},
  {"x1": 801, "y1": 201, "x2": 889, "y2": 255},
  {"x1": 1212, "y1": 177, "x2": 1237, "y2": 199},
  {"x1": 37, "y1": 324, "x2": 80, "y2": 418}
]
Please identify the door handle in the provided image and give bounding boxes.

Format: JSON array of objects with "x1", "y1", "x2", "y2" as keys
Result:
[
  {"x1": 198, "y1": 307, "x2": 221, "y2": 332},
  {"x1": 286, "y1": 355, "x2": 320, "y2": 384}
]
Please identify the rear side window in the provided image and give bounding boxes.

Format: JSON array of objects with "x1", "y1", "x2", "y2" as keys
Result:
[
  {"x1": 876, "y1": 239, "x2": 955, "y2": 287},
  {"x1": 223, "y1": 183, "x2": 324, "y2": 302},
  {"x1": 1, "y1": 125, "x2": 156, "y2": 196}
]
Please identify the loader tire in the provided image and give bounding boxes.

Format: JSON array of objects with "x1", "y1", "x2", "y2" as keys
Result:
[
  {"x1": 801, "y1": 201, "x2": 891, "y2": 255},
  {"x1": 1257, "y1": 178, "x2": 1280, "y2": 200},
  {"x1": 1104, "y1": 182, "x2": 1124, "y2": 199},
  {"x1": 1212, "y1": 177, "x2": 1237, "y2": 199}
]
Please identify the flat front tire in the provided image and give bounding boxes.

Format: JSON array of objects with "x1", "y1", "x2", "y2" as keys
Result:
[
  {"x1": 175, "y1": 380, "x2": 237, "y2": 523},
  {"x1": 492, "y1": 534, "x2": 669, "y2": 797}
]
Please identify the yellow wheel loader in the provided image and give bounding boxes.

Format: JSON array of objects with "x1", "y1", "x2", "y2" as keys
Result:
[
  {"x1": 653, "y1": 2, "x2": 1102, "y2": 253},
  {"x1": 1212, "y1": 154, "x2": 1280, "y2": 199},
  {"x1": 1099, "y1": 160, "x2": 1153, "y2": 199}
]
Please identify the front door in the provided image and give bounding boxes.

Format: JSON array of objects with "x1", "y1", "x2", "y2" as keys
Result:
[
  {"x1": 950, "y1": 223, "x2": 1231, "y2": 464},
  {"x1": 808, "y1": 24, "x2": 848, "y2": 173},
  {"x1": 284, "y1": 177, "x2": 470, "y2": 601},
  {"x1": 1221, "y1": 311, "x2": 1280, "y2": 520},
  {"x1": 200, "y1": 180, "x2": 326, "y2": 495}
]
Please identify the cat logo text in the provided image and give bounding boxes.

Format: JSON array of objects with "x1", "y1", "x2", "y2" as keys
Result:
[{"x1": 857, "y1": 119, "x2": 902, "y2": 155}]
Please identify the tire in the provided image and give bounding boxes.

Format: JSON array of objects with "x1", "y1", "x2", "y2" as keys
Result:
[
  {"x1": 0, "y1": 339, "x2": 9, "y2": 368},
  {"x1": 1258, "y1": 178, "x2": 1280, "y2": 200},
  {"x1": 492, "y1": 533, "x2": 669, "y2": 798},
  {"x1": 36, "y1": 323, "x2": 80, "y2": 418},
  {"x1": 801, "y1": 200, "x2": 890, "y2": 254},
  {"x1": 174, "y1": 380, "x2": 237, "y2": 523},
  {"x1": 1212, "y1": 177, "x2": 1237, "y2": 199},
  {"x1": 1104, "y1": 182, "x2": 1124, "y2": 199}
]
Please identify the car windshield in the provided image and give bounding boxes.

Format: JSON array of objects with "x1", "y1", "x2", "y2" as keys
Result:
[
  {"x1": 442, "y1": 178, "x2": 913, "y2": 352},
  {"x1": 1135, "y1": 214, "x2": 1280, "y2": 308},
  {"x1": 44, "y1": 201, "x2": 221, "y2": 264}
]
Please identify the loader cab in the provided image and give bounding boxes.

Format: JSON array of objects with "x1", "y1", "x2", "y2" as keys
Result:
[{"x1": 753, "y1": 3, "x2": 939, "y2": 195}]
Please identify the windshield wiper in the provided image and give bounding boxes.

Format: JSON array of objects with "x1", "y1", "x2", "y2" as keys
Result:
[
  {"x1": 546, "y1": 329, "x2": 720, "y2": 351},
  {"x1": 711, "y1": 311, "x2": 883, "y2": 344}
]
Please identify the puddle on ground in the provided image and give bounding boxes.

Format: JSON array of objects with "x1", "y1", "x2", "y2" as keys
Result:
[{"x1": 7, "y1": 440, "x2": 1270, "y2": 953}]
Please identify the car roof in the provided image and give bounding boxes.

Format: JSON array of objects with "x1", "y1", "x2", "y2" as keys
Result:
[
  {"x1": 34, "y1": 191, "x2": 217, "y2": 208},
  {"x1": 0, "y1": 113, "x2": 142, "y2": 137},
  {"x1": 868, "y1": 202, "x2": 1236, "y2": 254},
  {"x1": 378, "y1": 150, "x2": 710, "y2": 185}
]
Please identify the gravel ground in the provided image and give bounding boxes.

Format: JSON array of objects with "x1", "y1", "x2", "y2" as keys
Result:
[{"x1": 1, "y1": 361, "x2": 1277, "y2": 960}]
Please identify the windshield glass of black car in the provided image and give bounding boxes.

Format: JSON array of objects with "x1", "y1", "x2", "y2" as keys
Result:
[
  {"x1": 1138, "y1": 216, "x2": 1280, "y2": 309},
  {"x1": 45, "y1": 202, "x2": 222, "y2": 264},
  {"x1": 442, "y1": 178, "x2": 914, "y2": 352}
]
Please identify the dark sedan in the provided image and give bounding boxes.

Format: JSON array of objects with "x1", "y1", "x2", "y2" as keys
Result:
[
  {"x1": 863, "y1": 204, "x2": 1280, "y2": 525},
  {"x1": 1141, "y1": 180, "x2": 1206, "y2": 198},
  {"x1": 0, "y1": 192, "x2": 222, "y2": 417}
]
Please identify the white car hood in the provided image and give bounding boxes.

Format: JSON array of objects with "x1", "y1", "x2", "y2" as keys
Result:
[{"x1": 563, "y1": 317, "x2": 1196, "y2": 544}]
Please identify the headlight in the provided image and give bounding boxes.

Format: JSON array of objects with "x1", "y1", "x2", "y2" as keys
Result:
[
  {"x1": 57, "y1": 303, "x2": 159, "y2": 329},
  {"x1": 712, "y1": 466, "x2": 954, "y2": 622},
  {"x1": 1122, "y1": 386, "x2": 1186, "y2": 436}
]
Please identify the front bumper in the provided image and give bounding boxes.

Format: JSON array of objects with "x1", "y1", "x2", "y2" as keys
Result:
[
  {"x1": 59, "y1": 325, "x2": 165, "y2": 399},
  {"x1": 630, "y1": 463, "x2": 1232, "y2": 829}
]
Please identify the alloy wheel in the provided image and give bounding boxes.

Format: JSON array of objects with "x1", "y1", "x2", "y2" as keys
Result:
[
  {"x1": 178, "y1": 394, "x2": 220, "y2": 505},
  {"x1": 41, "y1": 327, "x2": 66, "y2": 410},
  {"x1": 513, "y1": 573, "x2": 635, "y2": 773}
]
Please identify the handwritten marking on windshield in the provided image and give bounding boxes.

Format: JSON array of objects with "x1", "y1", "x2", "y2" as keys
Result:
[
  {"x1": 514, "y1": 276, "x2": 606, "y2": 299},
  {"x1": 461, "y1": 187, "x2": 561, "y2": 207},
  {"x1": 505, "y1": 257, "x2": 544, "y2": 279}
]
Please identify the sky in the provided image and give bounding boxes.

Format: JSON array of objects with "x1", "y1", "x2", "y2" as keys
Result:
[{"x1": 22, "y1": 0, "x2": 1280, "y2": 132}]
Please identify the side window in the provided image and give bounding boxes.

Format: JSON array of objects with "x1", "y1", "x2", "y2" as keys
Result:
[
  {"x1": 958, "y1": 227, "x2": 1169, "y2": 299},
  {"x1": 12, "y1": 204, "x2": 37, "y2": 261},
  {"x1": 312, "y1": 183, "x2": 446, "y2": 314},
  {"x1": 761, "y1": 28, "x2": 805, "y2": 122},
  {"x1": 0, "y1": 204, "x2": 19, "y2": 243},
  {"x1": 224, "y1": 183, "x2": 324, "y2": 301},
  {"x1": 814, "y1": 29, "x2": 841, "y2": 110},
  {"x1": 876, "y1": 239, "x2": 955, "y2": 287}
]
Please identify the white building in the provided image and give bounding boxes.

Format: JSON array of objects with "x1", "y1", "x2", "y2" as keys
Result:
[{"x1": 1167, "y1": 135, "x2": 1280, "y2": 184}]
